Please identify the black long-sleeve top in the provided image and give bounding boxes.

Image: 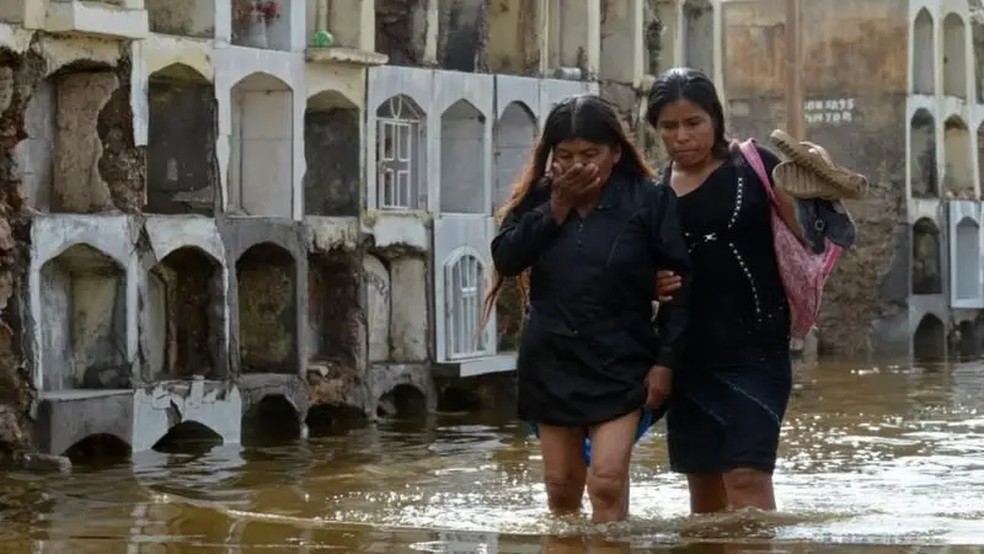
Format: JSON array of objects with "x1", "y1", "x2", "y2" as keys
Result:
[
  {"x1": 491, "y1": 169, "x2": 692, "y2": 426},
  {"x1": 662, "y1": 144, "x2": 790, "y2": 365}
]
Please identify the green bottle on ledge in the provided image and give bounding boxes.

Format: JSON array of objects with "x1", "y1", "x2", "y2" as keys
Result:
[{"x1": 313, "y1": 29, "x2": 333, "y2": 48}]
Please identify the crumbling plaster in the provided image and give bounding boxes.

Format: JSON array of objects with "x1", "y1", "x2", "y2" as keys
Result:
[
  {"x1": 140, "y1": 216, "x2": 230, "y2": 381},
  {"x1": 28, "y1": 215, "x2": 141, "y2": 391}
]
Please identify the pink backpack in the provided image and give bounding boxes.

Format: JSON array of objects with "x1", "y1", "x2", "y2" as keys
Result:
[{"x1": 737, "y1": 139, "x2": 843, "y2": 341}]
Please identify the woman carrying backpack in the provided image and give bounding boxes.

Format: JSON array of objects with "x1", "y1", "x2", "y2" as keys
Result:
[{"x1": 647, "y1": 67, "x2": 806, "y2": 513}]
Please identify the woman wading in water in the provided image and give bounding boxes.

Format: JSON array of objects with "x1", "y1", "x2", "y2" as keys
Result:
[
  {"x1": 483, "y1": 95, "x2": 691, "y2": 523},
  {"x1": 649, "y1": 68, "x2": 797, "y2": 513}
]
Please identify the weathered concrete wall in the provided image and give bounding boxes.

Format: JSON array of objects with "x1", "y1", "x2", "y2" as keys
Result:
[
  {"x1": 0, "y1": 45, "x2": 34, "y2": 453},
  {"x1": 484, "y1": 0, "x2": 540, "y2": 75},
  {"x1": 146, "y1": 0, "x2": 214, "y2": 38},
  {"x1": 303, "y1": 107, "x2": 360, "y2": 216},
  {"x1": 721, "y1": 0, "x2": 909, "y2": 359},
  {"x1": 146, "y1": 73, "x2": 218, "y2": 215},
  {"x1": 437, "y1": 0, "x2": 486, "y2": 72},
  {"x1": 376, "y1": 0, "x2": 431, "y2": 66},
  {"x1": 0, "y1": 33, "x2": 145, "y2": 452}
]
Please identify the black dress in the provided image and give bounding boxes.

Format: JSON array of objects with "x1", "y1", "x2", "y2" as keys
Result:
[
  {"x1": 491, "y1": 170, "x2": 692, "y2": 427},
  {"x1": 663, "y1": 144, "x2": 794, "y2": 475}
]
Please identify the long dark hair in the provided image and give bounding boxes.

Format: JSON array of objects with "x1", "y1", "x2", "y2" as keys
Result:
[
  {"x1": 646, "y1": 67, "x2": 731, "y2": 159},
  {"x1": 480, "y1": 94, "x2": 656, "y2": 328}
]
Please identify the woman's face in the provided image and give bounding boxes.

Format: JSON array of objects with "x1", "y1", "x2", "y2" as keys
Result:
[
  {"x1": 552, "y1": 138, "x2": 621, "y2": 182},
  {"x1": 655, "y1": 98, "x2": 717, "y2": 169}
]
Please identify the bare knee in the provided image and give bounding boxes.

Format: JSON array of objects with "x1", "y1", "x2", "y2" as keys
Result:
[
  {"x1": 586, "y1": 468, "x2": 628, "y2": 507},
  {"x1": 544, "y1": 473, "x2": 584, "y2": 511},
  {"x1": 723, "y1": 468, "x2": 775, "y2": 510}
]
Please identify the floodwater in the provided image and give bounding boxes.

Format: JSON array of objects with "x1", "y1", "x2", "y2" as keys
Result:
[{"x1": 1, "y1": 361, "x2": 983, "y2": 553}]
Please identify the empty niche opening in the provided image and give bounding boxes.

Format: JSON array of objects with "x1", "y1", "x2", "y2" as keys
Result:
[
  {"x1": 977, "y1": 16, "x2": 984, "y2": 102},
  {"x1": 147, "y1": 64, "x2": 218, "y2": 215},
  {"x1": 304, "y1": 91, "x2": 360, "y2": 216},
  {"x1": 600, "y1": 0, "x2": 636, "y2": 83},
  {"x1": 944, "y1": 116, "x2": 973, "y2": 197},
  {"x1": 152, "y1": 421, "x2": 224, "y2": 454},
  {"x1": 445, "y1": 251, "x2": 489, "y2": 359},
  {"x1": 40, "y1": 244, "x2": 128, "y2": 391},
  {"x1": 362, "y1": 254, "x2": 391, "y2": 363},
  {"x1": 943, "y1": 13, "x2": 967, "y2": 98},
  {"x1": 307, "y1": 0, "x2": 364, "y2": 50},
  {"x1": 683, "y1": 0, "x2": 714, "y2": 78},
  {"x1": 63, "y1": 434, "x2": 131, "y2": 465},
  {"x1": 913, "y1": 314, "x2": 946, "y2": 364},
  {"x1": 954, "y1": 216, "x2": 981, "y2": 301},
  {"x1": 236, "y1": 243, "x2": 297, "y2": 374},
  {"x1": 305, "y1": 404, "x2": 367, "y2": 437},
  {"x1": 376, "y1": 95, "x2": 427, "y2": 210},
  {"x1": 15, "y1": 66, "x2": 121, "y2": 213},
  {"x1": 231, "y1": 0, "x2": 292, "y2": 51},
  {"x1": 147, "y1": 0, "x2": 215, "y2": 37},
  {"x1": 648, "y1": 0, "x2": 677, "y2": 76},
  {"x1": 548, "y1": 0, "x2": 590, "y2": 74},
  {"x1": 484, "y1": 0, "x2": 540, "y2": 74},
  {"x1": 913, "y1": 9, "x2": 934, "y2": 95},
  {"x1": 437, "y1": 0, "x2": 484, "y2": 72},
  {"x1": 242, "y1": 394, "x2": 301, "y2": 445},
  {"x1": 377, "y1": 384, "x2": 427, "y2": 418},
  {"x1": 956, "y1": 320, "x2": 982, "y2": 361},
  {"x1": 229, "y1": 72, "x2": 293, "y2": 218},
  {"x1": 307, "y1": 253, "x2": 359, "y2": 366},
  {"x1": 978, "y1": 122, "x2": 984, "y2": 190},
  {"x1": 147, "y1": 247, "x2": 223, "y2": 381},
  {"x1": 494, "y1": 101, "x2": 536, "y2": 211},
  {"x1": 374, "y1": 0, "x2": 429, "y2": 65},
  {"x1": 912, "y1": 218, "x2": 942, "y2": 295},
  {"x1": 910, "y1": 109, "x2": 937, "y2": 198},
  {"x1": 436, "y1": 384, "x2": 483, "y2": 413},
  {"x1": 440, "y1": 100, "x2": 486, "y2": 214}
]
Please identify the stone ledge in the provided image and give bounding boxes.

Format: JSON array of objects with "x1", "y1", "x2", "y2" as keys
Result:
[
  {"x1": 45, "y1": 1, "x2": 149, "y2": 40},
  {"x1": 432, "y1": 353, "x2": 517, "y2": 379},
  {"x1": 305, "y1": 46, "x2": 388, "y2": 67}
]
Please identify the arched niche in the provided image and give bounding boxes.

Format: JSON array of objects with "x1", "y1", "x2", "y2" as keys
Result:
[
  {"x1": 440, "y1": 99, "x2": 487, "y2": 214},
  {"x1": 494, "y1": 101, "x2": 537, "y2": 211},
  {"x1": 913, "y1": 9, "x2": 934, "y2": 95},
  {"x1": 910, "y1": 109, "x2": 938, "y2": 198},
  {"x1": 912, "y1": 218, "x2": 942, "y2": 295}
]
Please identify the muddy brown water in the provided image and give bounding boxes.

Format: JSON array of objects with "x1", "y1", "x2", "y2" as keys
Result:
[{"x1": 1, "y1": 361, "x2": 983, "y2": 553}]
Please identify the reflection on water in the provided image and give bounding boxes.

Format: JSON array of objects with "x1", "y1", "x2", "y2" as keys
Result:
[{"x1": 1, "y1": 361, "x2": 983, "y2": 552}]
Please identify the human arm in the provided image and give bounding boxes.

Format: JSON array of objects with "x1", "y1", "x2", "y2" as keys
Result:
[
  {"x1": 490, "y1": 190, "x2": 562, "y2": 277},
  {"x1": 648, "y1": 184, "x2": 692, "y2": 373}
]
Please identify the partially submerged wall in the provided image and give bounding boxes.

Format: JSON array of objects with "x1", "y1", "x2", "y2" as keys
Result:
[
  {"x1": 721, "y1": 0, "x2": 908, "y2": 359},
  {"x1": 0, "y1": 32, "x2": 143, "y2": 453}
]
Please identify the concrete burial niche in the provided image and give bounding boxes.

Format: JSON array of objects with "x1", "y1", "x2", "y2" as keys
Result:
[
  {"x1": 909, "y1": 109, "x2": 937, "y2": 198},
  {"x1": 912, "y1": 8, "x2": 934, "y2": 95},
  {"x1": 147, "y1": 0, "x2": 215, "y2": 37},
  {"x1": 912, "y1": 217, "x2": 943, "y2": 295},
  {"x1": 146, "y1": 63, "x2": 219, "y2": 215},
  {"x1": 228, "y1": 72, "x2": 294, "y2": 218},
  {"x1": 440, "y1": 99, "x2": 487, "y2": 214},
  {"x1": 303, "y1": 90, "x2": 360, "y2": 216},
  {"x1": 230, "y1": 0, "x2": 293, "y2": 51}
]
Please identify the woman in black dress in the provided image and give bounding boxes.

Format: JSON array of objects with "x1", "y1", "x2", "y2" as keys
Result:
[
  {"x1": 648, "y1": 67, "x2": 796, "y2": 513},
  {"x1": 482, "y1": 95, "x2": 691, "y2": 523}
]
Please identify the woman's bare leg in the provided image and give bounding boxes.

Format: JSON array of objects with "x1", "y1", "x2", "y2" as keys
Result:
[
  {"x1": 722, "y1": 468, "x2": 775, "y2": 510},
  {"x1": 687, "y1": 473, "x2": 729, "y2": 513},
  {"x1": 539, "y1": 424, "x2": 588, "y2": 514},
  {"x1": 585, "y1": 410, "x2": 640, "y2": 523}
]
